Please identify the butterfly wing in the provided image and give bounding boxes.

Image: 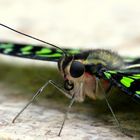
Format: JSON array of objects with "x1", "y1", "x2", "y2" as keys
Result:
[
  {"x1": 0, "y1": 42, "x2": 81, "y2": 62},
  {"x1": 124, "y1": 57, "x2": 140, "y2": 65},
  {"x1": 102, "y1": 70, "x2": 140, "y2": 102},
  {"x1": 124, "y1": 57, "x2": 140, "y2": 73}
]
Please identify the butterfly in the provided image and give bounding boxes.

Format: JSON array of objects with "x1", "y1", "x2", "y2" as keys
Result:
[{"x1": 0, "y1": 23, "x2": 140, "y2": 137}]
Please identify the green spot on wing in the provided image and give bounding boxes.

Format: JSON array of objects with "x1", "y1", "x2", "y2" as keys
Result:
[
  {"x1": 120, "y1": 77, "x2": 134, "y2": 88},
  {"x1": 4, "y1": 48, "x2": 13, "y2": 53},
  {"x1": 21, "y1": 46, "x2": 33, "y2": 51},
  {"x1": 133, "y1": 74, "x2": 140, "y2": 77},
  {"x1": 107, "y1": 70, "x2": 117, "y2": 74},
  {"x1": 36, "y1": 48, "x2": 52, "y2": 55},
  {"x1": 136, "y1": 91, "x2": 140, "y2": 95},
  {"x1": 37, "y1": 53, "x2": 62, "y2": 57},
  {"x1": 0, "y1": 43, "x2": 14, "y2": 54},
  {"x1": 129, "y1": 74, "x2": 140, "y2": 79},
  {"x1": 68, "y1": 49, "x2": 80, "y2": 54},
  {"x1": 0, "y1": 43, "x2": 13, "y2": 49},
  {"x1": 56, "y1": 49, "x2": 63, "y2": 53},
  {"x1": 104, "y1": 72, "x2": 111, "y2": 79},
  {"x1": 21, "y1": 45, "x2": 33, "y2": 54}
]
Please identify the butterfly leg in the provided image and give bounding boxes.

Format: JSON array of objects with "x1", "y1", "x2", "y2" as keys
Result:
[
  {"x1": 96, "y1": 78, "x2": 121, "y2": 126},
  {"x1": 58, "y1": 95, "x2": 75, "y2": 136},
  {"x1": 95, "y1": 77, "x2": 133, "y2": 138},
  {"x1": 47, "y1": 81, "x2": 76, "y2": 136},
  {"x1": 12, "y1": 80, "x2": 72, "y2": 123}
]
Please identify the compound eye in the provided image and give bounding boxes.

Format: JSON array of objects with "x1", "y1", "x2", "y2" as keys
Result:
[{"x1": 70, "y1": 61, "x2": 85, "y2": 78}]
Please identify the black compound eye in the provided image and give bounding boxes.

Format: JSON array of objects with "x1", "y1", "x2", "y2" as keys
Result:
[{"x1": 70, "y1": 61, "x2": 85, "y2": 78}]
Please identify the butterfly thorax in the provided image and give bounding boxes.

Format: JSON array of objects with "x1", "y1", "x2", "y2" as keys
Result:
[
  {"x1": 86, "y1": 49, "x2": 124, "y2": 70},
  {"x1": 58, "y1": 49, "x2": 125, "y2": 102}
]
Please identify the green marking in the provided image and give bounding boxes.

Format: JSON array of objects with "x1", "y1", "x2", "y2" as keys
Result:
[
  {"x1": 37, "y1": 53, "x2": 62, "y2": 57},
  {"x1": 21, "y1": 45, "x2": 33, "y2": 52},
  {"x1": 0, "y1": 43, "x2": 13, "y2": 49},
  {"x1": 21, "y1": 45, "x2": 33, "y2": 54},
  {"x1": 107, "y1": 70, "x2": 117, "y2": 74},
  {"x1": 0, "y1": 43, "x2": 14, "y2": 54},
  {"x1": 120, "y1": 77, "x2": 134, "y2": 88},
  {"x1": 56, "y1": 49, "x2": 63, "y2": 53},
  {"x1": 104, "y1": 70, "x2": 117, "y2": 79},
  {"x1": 104, "y1": 72, "x2": 111, "y2": 79},
  {"x1": 133, "y1": 74, "x2": 140, "y2": 77},
  {"x1": 68, "y1": 49, "x2": 80, "y2": 54},
  {"x1": 136, "y1": 91, "x2": 140, "y2": 95},
  {"x1": 130, "y1": 74, "x2": 140, "y2": 79},
  {"x1": 4, "y1": 48, "x2": 13, "y2": 53},
  {"x1": 36, "y1": 48, "x2": 52, "y2": 55}
]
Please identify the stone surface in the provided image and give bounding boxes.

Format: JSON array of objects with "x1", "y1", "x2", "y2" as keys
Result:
[{"x1": 0, "y1": 83, "x2": 137, "y2": 140}]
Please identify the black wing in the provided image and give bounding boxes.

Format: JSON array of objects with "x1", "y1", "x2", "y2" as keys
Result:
[
  {"x1": 102, "y1": 70, "x2": 140, "y2": 102},
  {"x1": 0, "y1": 42, "x2": 81, "y2": 62}
]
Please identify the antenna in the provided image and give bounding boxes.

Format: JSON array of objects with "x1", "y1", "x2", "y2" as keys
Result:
[{"x1": 0, "y1": 23, "x2": 67, "y2": 57}]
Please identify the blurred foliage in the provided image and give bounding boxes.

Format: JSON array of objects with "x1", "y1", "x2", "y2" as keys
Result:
[{"x1": 0, "y1": 61, "x2": 63, "y2": 98}]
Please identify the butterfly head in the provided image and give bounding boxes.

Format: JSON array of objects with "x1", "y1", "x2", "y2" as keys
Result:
[{"x1": 58, "y1": 54, "x2": 87, "y2": 91}]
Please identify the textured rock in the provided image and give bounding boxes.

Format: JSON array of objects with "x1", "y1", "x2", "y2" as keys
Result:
[{"x1": 0, "y1": 83, "x2": 137, "y2": 140}]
